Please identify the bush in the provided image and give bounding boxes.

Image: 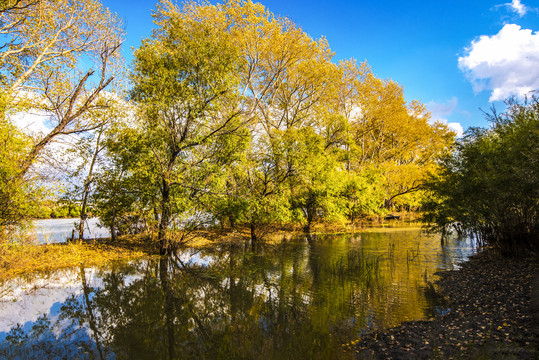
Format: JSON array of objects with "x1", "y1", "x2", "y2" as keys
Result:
[{"x1": 422, "y1": 97, "x2": 538, "y2": 254}]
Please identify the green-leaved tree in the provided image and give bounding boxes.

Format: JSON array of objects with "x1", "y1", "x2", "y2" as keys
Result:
[{"x1": 422, "y1": 97, "x2": 538, "y2": 253}]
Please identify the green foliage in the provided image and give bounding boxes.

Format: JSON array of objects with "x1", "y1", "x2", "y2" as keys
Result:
[
  {"x1": 422, "y1": 98, "x2": 538, "y2": 253},
  {"x1": 342, "y1": 169, "x2": 386, "y2": 222},
  {"x1": 92, "y1": 128, "x2": 157, "y2": 238},
  {"x1": 127, "y1": 0, "x2": 248, "y2": 252},
  {"x1": 0, "y1": 119, "x2": 42, "y2": 229},
  {"x1": 288, "y1": 128, "x2": 347, "y2": 229},
  {"x1": 93, "y1": 175, "x2": 146, "y2": 237},
  {"x1": 1, "y1": 0, "x2": 457, "y2": 242},
  {"x1": 49, "y1": 205, "x2": 81, "y2": 219}
]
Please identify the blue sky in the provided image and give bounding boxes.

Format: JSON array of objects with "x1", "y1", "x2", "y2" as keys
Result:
[{"x1": 103, "y1": 0, "x2": 539, "y2": 133}]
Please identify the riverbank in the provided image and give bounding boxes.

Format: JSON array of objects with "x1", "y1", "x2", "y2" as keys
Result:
[
  {"x1": 1, "y1": 215, "x2": 424, "y2": 281},
  {"x1": 0, "y1": 237, "x2": 153, "y2": 281},
  {"x1": 0, "y1": 229, "x2": 253, "y2": 281},
  {"x1": 350, "y1": 248, "x2": 538, "y2": 359}
]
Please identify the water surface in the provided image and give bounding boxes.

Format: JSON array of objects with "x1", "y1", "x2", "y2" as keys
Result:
[
  {"x1": 0, "y1": 228, "x2": 477, "y2": 359},
  {"x1": 31, "y1": 218, "x2": 110, "y2": 243}
]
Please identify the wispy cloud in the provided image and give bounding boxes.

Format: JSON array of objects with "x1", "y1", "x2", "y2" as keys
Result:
[
  {"x1": 427, "y1": 97, "x2": 464, "y2": 137},
  {"x1": 458, "y1": 24, "x2": 539, "y2": 102},
  {"x1": 508, "y1": 0, "x2": 528, "y2": 17},
  {"x1": 428, "y1": 97, "x2": 458, "y2": 118}
]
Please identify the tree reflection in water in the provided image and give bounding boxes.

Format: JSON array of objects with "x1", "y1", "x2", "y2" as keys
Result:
[{"x1": 0, "y1": 230, "x2": 477, "y2": 359}]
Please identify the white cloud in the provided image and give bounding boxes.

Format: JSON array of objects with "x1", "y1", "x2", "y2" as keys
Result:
[
  {"x1": 10, "y1": 111, "x2": 51, "y2": 136},
  {"x1": 458, "y1": 24, "x2": 539, "y2": 101},
  {"x1": 427, "y1": 97, "x2": 464, "y2": 137},
  {"x1": 508, "y1": 0, "x2": 528, "y2": 16},
  {"x1": 446, "y1": 122, "x2": 464, "y2": 138}
]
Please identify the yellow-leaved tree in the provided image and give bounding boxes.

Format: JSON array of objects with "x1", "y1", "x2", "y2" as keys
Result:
[
  {"x1": 345, "y1": 63, "x2": 455, "y2": 210},
  {"x1": 0, "y1": 0, "x2": 125, "y2": 177}
]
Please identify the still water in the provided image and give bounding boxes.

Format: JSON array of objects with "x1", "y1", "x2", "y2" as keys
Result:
[
  {"x1": 0, "y1": 228, "x2": 478, "y2": 359},
  {"x1": 32, "y1": 218, "x2": 110, "y2": 243}
]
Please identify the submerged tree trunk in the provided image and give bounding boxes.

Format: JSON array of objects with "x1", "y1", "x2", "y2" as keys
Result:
[
  {"x1": 229, "y1": 215, "x2": 236, "y2": 229},
  {"x1": 159, "y1": 258, "x2": 175, "y2": 360},
  {"x1": 441, "y1": 226, "x2": 447, "y2": 245},
  {"x1": 250, "y1": 223, "x2": 256, "y2": 241},
  {"x1": 250, "y1": 222, "x2": 257, "y2": 251},
  {"x1": 80, "y1": 265, "x2": 105, "y2": 360},
  {"x1": 303, "y1": 205, "x2": 314, "y2": 233}
]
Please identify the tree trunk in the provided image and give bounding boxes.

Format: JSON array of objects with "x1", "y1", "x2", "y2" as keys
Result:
[
  {"x1": 158, "y1": 179, "x2": 171, "y2": 255},
  {"x1": 250, "y1": 222, "x2": 256, "y2": 241},
  {"x1": 304, "y1": 204, "x2": 314, "y2": 233},
  {"x1": 17, "y1": 130, "x2": 58, "y2": 179},
  {"x1": 250, "y1": 222, "x2": 257, "y2": 251},
  {"x1": 78, "y1": 129, "x2": 103, "y2": 241},
  {"x1": 110, "y1": 206, "x2": 117, "y2": 242}
]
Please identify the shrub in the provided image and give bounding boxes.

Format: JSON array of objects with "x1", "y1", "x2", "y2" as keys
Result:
[{"x1": 422, "y1": 97, "x2": 538, "y2": 254}]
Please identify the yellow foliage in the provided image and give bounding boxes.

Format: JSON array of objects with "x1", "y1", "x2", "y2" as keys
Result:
[
  {"x1": 0, "y1": 241, "x2": 149, "y2": 281},
  {"x1": 0, "y1": 0, "x2": 125, "y2": 176}
]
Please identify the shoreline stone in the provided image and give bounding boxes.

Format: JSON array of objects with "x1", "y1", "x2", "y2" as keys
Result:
[{"x1": 352, "y1": 249, "x2": 538, "y2": 359}]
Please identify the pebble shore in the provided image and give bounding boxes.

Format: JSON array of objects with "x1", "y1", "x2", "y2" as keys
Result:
[{"x1": 352, "y1": 249, "x2": 538, "y2": 359}]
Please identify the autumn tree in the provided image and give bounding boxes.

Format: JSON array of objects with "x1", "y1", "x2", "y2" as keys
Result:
[
  {"x1": 168, "y1": 1, "x2": 454, "y2": 234},
  {"x1": 336, "y1": 62, "x2": 454, "y2": 212},
  {"x1": 94, "y1": 0, "x2": 455, "y2": 242},
  {"x1": 0, "y1": 0, "x2": 38, "y2": 14},
  {"x1": 200, "y1": 0, "x2": 341, "y2": 237},
  {"x1": 0, "y1": 0, "x2": 124, "y2": 177},
  {"x1": 130, "y1": 0, "x2": 248, "y2": 254}
]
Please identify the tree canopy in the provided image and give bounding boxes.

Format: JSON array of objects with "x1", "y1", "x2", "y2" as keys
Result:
[
  {"x1": 422, "y1": 97, "x2": 538, "y2": 254},
  {"x1": 0, "y1": 0, "x2": 124, "y2": 177},
  {"x1": 1, "y1": 0, "x2": 457, "y2": 251}
]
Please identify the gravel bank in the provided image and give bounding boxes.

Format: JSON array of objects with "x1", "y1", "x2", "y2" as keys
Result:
[{"x1": 352, "y1": 249, "x2": 538, "y2": 359}]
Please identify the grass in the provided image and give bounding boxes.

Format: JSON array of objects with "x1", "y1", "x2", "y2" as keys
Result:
[
  {"x1": 0, "y1": 228, "x2": 250, "y2": 281},
  {"x1": 0, "y1": 215, "x2": 424, "y2": 282},
  {"x1": 0, "y1": 236, "x2": 153, "y2": 281}
]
